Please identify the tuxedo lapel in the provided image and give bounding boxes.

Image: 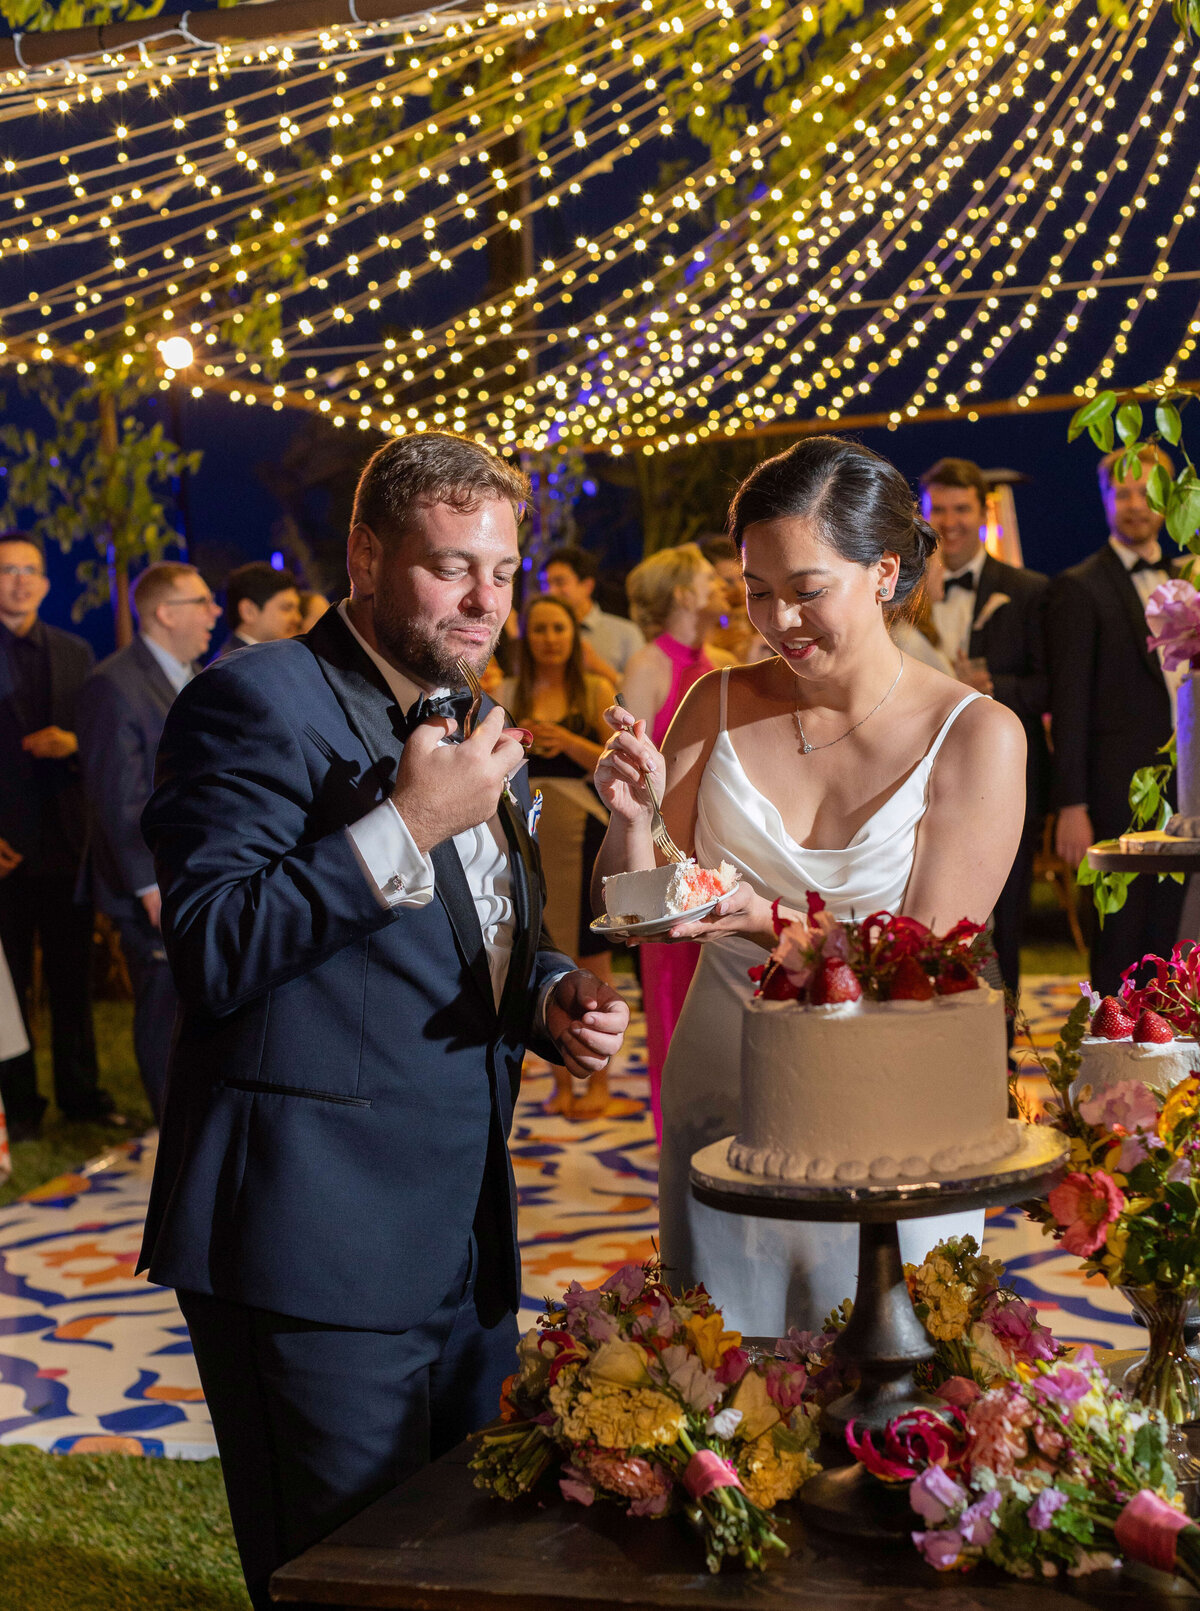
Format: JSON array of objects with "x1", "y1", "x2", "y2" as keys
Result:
[
  {"x1": 1098, "y1": 544, "x2": 1164, "y2": 686},
  {"x1": 496, "y1": 782, "x2": 542, "y2": 1024},
  {"x1": 131, "y1": 636, "x2": 179, "y2": 717},
  {"x1": 304, "y1": 607, "x2": 496, "y2": 1017}
]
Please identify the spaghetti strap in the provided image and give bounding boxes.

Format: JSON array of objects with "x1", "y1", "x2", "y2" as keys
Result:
[
  {"x1": 718, "y1": 665, "x2": 731, "y2": 732},
  {"x1": 925, "y1": 692, "x2": 982, "y2": 765}
]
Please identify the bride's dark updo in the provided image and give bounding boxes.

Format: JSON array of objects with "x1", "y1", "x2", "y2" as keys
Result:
[{"x1": 726, "y1": 435, "x2": 938, "y2": 605}]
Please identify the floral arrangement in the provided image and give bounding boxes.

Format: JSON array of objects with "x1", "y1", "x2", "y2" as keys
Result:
[
  {"x1": 750, "y1": 892, "x2": 992, "y2": 1005},
  {"x1": 1026, "y1": 996, "x2": 1200, "y2": 1292},
  {"x1": 1146, "y1": 578, "x2": 1200, "y2": 672},
  {"x1": 470, "y1": 1261, "x2": 821, "y2": 1572},
  {"x1": 1114, "y1": 941, "x2": 1200, "y2": 1037},
  {"x1": 848, "y1": 1352, "x2": 1200, "y2": 1587}
]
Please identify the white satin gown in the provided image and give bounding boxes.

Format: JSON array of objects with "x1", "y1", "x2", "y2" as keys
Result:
[{"x1": 657, "y1": 669, "x2": 985, "y2": 1336}]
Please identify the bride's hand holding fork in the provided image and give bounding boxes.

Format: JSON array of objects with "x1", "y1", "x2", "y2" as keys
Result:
[{"x1": 594, "y1": 703, "x2": 666, "y2": 824}]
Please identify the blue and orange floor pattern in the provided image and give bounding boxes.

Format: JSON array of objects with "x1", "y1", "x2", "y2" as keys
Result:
[{"x1": 0, "y1": 973, "x2": 1142, "y2": 1461}]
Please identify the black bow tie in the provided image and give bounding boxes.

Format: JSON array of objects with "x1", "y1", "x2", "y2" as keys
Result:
[
  {"x1": 943, "y1": 571, "x2": 976, "y2": 594},
  {"x1": 1129, "y1": 557, "x2": 1165, "y2": 576},
  {"x1": 399, "y1": 689, "x2": 473, "y2": 740}
]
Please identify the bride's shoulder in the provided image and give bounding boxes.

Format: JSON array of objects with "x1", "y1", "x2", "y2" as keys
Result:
[{"x1": 928, "y1": 681, "x2": 1025, "y2": 768}]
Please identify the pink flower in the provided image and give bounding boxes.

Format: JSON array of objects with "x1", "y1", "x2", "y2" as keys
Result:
[
  {"x1": 773, "y1": 922, "x2": 816, "y2": 990},
  {"x1": 1047, "y1": 1170, "x2": 1126, "y2": 1256},
  {"x1": 936, "y1": 1376, "x2": 982, "y2": 1409},
  {"x1": 848, "y1": 1407, "x2": 967, "y2": 1482},
  {"x1": 1078, "y1": 1080, "x2": 1160, "y2": 1136},
  {"x1": 1029, "y1": 1486, "x2": 1069, "y2": 1531},
  {"x1": 764, "y1": 1360, "x2": 808, "y2": 1412},
  {"x1": 574, "y1": 1447, "x2": 674, "y2": 1504},
  {"x1": 965, "y1": 1387, "x2": 1034, "y2": 1479},
  {"x1": 1033, "y1": 1364, "x2": 1090, "y2": 1405},
  {"x1": 601, "y1": 1264, "x2": 646, "y2": 1305},
  {"x1": 959, "y1": 1490, "x2": 1001, "y2": 1546},
  {"x1": 714, "y1": 1346, "x2": 750, "y2": 1386},
  {"x1": 1117, "y1": 1134, "x2": 1151, "y2": 1172},
  {"x1": 1146, "y1": 579, "x2": 1200, "y2": 671},
  {"x1": 979, "y1": 1294, "x2": 1058, "y2": 1365},
  {"x1": 910, "y1": 1464, "x2": 967, "y2": 1524},
  {"x1": 913, "y1": 1528, "x2": 965, "y2": 1570},
  {"x1": 560, "y1": 1466, "x2": 596, "y2": 1506}
]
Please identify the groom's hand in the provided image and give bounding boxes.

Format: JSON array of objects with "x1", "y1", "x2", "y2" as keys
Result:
[
  {"x1": 392, "y1": 705, "x2": 526, "y2": 855},
  {"x1": 545, "y1": 970, "x2": 630, "y2": 1080}
]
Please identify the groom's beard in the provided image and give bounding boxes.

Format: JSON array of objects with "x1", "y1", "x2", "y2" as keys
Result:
[{"x1": 372, "y1": 584, "x2": 499, "y2": 687}]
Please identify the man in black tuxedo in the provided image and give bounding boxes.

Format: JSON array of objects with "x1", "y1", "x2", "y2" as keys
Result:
[
  {"x1": 921, "y1": 459, "x2": 1050, "y2": 1001},
  {"x1": 211, "y1": 560, "x2": 302, "y2": 660},
  {"x1": 138, "y1": 432, "x2": 630, "y2": 1610},
  {"x1": 1047, "y1": 446, "x2": 1184, "y2": 996},
  {"x1": 76, "y1": 562, "x2": 221, "y2": 1119},
  {"x1": 0, "y1": 535, "x2": 114, "y2": 1138}
]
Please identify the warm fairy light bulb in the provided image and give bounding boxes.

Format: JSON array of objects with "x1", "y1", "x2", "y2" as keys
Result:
[{"x1": 159, "y1": 335, "x2": 195, "y2": 370}]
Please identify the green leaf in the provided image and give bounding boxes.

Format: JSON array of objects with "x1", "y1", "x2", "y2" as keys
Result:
[
  {"x1": 1116, "y1": 402, "x2": 1144, "y2": 445},
  {"x1": 1166, "y1": 480, "x2": 1200, "y2": 547},
  {"x1": 1088, "y1": 415, "x2": 1116, "y2": 453},
  {"x1": 1146, "y1": 462, "x2": 1172, "y2": 514},
  {"x1": 1128, "y1": 765, "x2": 1162, "y2": 823},
  {"x1": 1157, "y1": 401, "x2": 1184, "y2": 445},
  {"x1": 1069, "y1": 391, "x2": 1117, "y2": 443}
]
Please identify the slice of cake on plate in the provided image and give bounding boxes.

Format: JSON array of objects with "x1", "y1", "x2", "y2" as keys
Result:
[{"x1": 601, "y1": 860, "x2": 739, "y2": 926}]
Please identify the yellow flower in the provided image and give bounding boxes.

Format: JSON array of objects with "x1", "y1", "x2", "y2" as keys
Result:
[
  {"x1": 1161, "y1": 1080, "x2": 1200, "y2": 1140},
  {"x1": 737, "y1": 1432, "x2": 820, "y2": 1508},
  {"x1": 728, "y1": 1370, "x2": 781, "y2": 1441},
  {"x1": 549, "y1": 1377, "x2": 684, "y2": 1450},
  {"x1": 585, "y1": 1339, "x2": 653, "y2": 1388},
  {"x1": 684, "y1": 1312, "x2": 742, "y2": 1371}
]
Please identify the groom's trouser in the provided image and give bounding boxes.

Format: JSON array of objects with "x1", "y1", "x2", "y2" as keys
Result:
[{"x1": 179, "y1": 1239, "x2": 519, "y2": 1611}]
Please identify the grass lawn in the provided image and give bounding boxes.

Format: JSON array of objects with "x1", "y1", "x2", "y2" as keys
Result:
[{"x1": 0, "y1": 999, "x2": 248, "y2": 1610}]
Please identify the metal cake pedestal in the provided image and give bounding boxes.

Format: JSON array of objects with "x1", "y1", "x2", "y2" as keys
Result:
[{"x1": 689, "y1": 1123, "x2": 1069, "y2": 1540}]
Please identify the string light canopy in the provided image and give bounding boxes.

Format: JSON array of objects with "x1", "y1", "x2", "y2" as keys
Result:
[{"x1": 0, "y1": 0, "x2": 1195, "y2": 455}]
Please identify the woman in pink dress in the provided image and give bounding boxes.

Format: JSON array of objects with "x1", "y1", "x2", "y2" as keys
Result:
[{"x1": 622, "y1": 544, "x2": 733, "y2": 1143}]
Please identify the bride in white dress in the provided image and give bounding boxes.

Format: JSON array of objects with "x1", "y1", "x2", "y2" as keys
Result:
[{"x1": 593, "y1": 437, "x2": 1026, "y2": 1336}]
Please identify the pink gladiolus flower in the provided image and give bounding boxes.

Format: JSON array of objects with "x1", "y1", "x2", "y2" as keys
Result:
[
  {"x1": 1078, "y1": 1079, "x2": 1160, "y2": 1136},
  {"x1": 1047, "y1": 1170, "x2": 1126, "y2": 1256},
  {"x1": 913, "y1": 1528, "x2": 965, "y2": 1570},
  {"x1": 1146, "y1": 579, "x2": 1200, "y2": 672}
]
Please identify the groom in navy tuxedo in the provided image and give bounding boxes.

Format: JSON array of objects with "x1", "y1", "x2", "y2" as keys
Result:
[{"x1": 138, "y1": 432, "x2": 629, "y2": 1609}]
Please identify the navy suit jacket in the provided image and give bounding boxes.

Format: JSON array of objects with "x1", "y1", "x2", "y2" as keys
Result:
[
  {"x1": 1045, "y1": 543, "x2": 1175, "y2": 835},
  {"x1": 0, "y1": 620, "x2": 93, "y2": 876},
  {"x1": 76, "y1": 637, "x2": 179, "y2": 917},
  {"x1": 137, "y1": 605, "x2": 574, "y2": 1332},
  {"x1": 966, "y1": 554, "x2": 1050, "y2": 821}
]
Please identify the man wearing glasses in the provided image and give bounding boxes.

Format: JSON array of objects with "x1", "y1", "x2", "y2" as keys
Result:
[
  {"x1": 0, "y1": 535, "x2": 117, "y2": 1139},
  {"x1": 77, "y1": 562, "x2": 221, "y2": 1119}
]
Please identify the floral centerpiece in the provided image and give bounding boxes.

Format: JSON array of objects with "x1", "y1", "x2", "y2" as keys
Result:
[
  {"x1": 750, "y1": 893, "x2": 993, "y2": 1004},
  {"x1": 470, "y1": 1261, "x2": 821, "y2": 1572},
  {"x1": 1024, "y1": 992, "x2": 1200, "y2": 1419},
  {"x1": 848, "y1": 1351, "x2": 1200, "y2": 1587}
]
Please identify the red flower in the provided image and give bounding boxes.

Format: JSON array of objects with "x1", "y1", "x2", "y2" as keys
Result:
[
  {"x1": 1047, "y1": 1170, "x2": 1126, "y2": 1257},
  {"x1": 846, "y1": 1406, "x2": 967, "y2": 1482}
]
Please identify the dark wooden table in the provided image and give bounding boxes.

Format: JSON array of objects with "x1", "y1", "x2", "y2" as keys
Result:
[
  {"x1": 1087, "y1": 838, "x2": 1200, "y2": 874},
  {"x1": 270, "y1": 1440, "x2": 1199, "y2": 1609}
]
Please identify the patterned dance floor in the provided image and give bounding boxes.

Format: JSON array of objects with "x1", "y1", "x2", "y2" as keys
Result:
[{"x1": 0, "y1": 972, "x2": 1142, "y2": 1460}]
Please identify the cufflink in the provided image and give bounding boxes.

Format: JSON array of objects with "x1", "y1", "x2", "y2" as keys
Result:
[{"x1": 386, "y1": 873, "x2": 404, "y2": 895}]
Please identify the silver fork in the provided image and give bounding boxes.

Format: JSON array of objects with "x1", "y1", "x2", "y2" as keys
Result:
[
  {"x1": 614, "y1": 693, "x2": 687, "y2": 864},
  {"x1": 455, "y1": 657, "x2": 483, "y2": 740}
]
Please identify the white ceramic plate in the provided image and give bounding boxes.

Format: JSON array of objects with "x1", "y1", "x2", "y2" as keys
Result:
[{"x1": 589, "y1": 897, "x2": 723, "y2": 941}]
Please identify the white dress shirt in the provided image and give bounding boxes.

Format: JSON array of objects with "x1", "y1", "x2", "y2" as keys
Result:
[
  {"x1": 580, "y1": 604, "x2": 645, "y2": 677},
  {"x1": 931, "y1": 547, "x2": 988, "y2": 659},
  {"x1": 1108, "y1": 536, "x2": 1182, "y2": 717},
  {"x1": 338, "y1": 602, "x2": 517, "y2": 1009},
  {"x1": 141, "y1": 633, "x2": 194, "y2": 695}
]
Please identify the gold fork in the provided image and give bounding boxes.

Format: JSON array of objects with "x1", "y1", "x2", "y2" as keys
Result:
[
  {"x1": 455, "y1": 657, "x2": 483, "y2": 740},
  {"x1": 614, "y1": 693, "x2": 687, "y2": 864}
]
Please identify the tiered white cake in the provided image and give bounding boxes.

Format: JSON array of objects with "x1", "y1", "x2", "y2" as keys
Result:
[{"x1": 728, "y1": 987, "x2": 1014, "y2": 1185}]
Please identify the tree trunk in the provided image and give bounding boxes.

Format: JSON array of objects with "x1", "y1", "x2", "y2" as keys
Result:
[{"x1": 99, "y1": 392, "x2": 133, "y2": 648}]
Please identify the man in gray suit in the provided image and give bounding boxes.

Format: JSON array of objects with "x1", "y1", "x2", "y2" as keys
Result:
[{"x1": 77, "y1": 563, "x2": 221, "y2": 1117}]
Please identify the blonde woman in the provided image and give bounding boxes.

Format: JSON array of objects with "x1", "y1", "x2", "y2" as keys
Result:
[{"x1": 620, "y1": 544, "x2": 734, "y2": 1143}]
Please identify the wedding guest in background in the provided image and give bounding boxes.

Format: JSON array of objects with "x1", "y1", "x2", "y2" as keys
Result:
[
  {"x1": 920, "y1": 457, "x2": 1050, "y2": 1002},
  {"x1": 888, "y1": 547, "x2": 955, "y2": 676},
  {"x1": 0, "y1": 535, "x2": 115, "y2": 1140},
  {"x1": 297, "y1": 590, "x2": 331, "y2": 634},
  {"x1": 139, "y1": 431, "x2": 627, "y2": 1609},
  {"x1": 499, "y1": 593, "x2": 617, "y2": 1117},
  {"x1": 698, "y1": 535, "x2": 769, "y2": 665},
  {"x1": 1047, "y1": 445, "x2": 1182, "y2": 996},
  {"x1": 621, "y1": 543, "x2": 733, "y2": 1144},
  {"x1": 77, "y1": 563, "x2": 221, "y2": 1120},
  {"x1": 542, "y1": 544, "x2": 644, "y2": 684},
  {"x1": 214, "y1": 562, "x2": 302, "y2": 659}
]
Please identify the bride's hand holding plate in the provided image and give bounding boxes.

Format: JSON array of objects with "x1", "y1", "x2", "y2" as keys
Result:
[
  {"x1": 594, "y1": 705, "x2": 666, "y2": 824},
  {"x1": 666, "y1": 879, "x2": 775, "y2": 949}
]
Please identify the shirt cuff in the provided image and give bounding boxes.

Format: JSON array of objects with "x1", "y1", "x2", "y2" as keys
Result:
[
  {"x1": 536, "y1": 968, "x2": 575, "y2": 1041},
  {"x1": 345, "y1": 799, "x2": 435, "y2": 910},
  {"x1": 134, "y1": 883, "x2": 158, "y2": 899}
]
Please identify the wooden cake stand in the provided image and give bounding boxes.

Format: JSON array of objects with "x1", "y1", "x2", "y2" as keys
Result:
[{"x1": 690, "y1": 1123, "x2": 1069, "y2": 1540}]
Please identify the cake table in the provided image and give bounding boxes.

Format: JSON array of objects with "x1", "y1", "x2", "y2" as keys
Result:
[{"x1": 689, "y1": 1122, "x2": 1069, "y2": 1539}]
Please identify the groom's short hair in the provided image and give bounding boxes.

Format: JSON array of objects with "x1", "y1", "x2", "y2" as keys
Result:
[{"x1": 352, "y1": 431, "x2": 529, "y2": 548}]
